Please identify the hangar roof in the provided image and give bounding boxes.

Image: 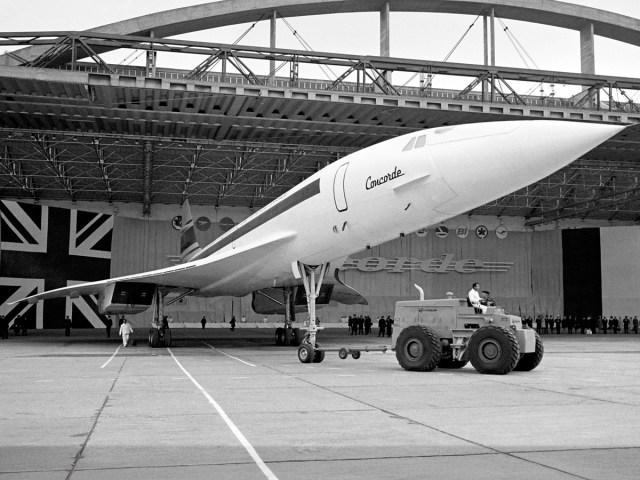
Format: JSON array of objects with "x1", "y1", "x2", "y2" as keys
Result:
[
  {"x1": 0, "y1": 31, "x2": 639, "y2": 225},
  {"x1": 1, "y1": 63, "x2": 639, "y2": 225}
]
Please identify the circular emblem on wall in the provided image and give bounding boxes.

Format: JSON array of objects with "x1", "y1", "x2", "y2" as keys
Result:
[
  {"x1": 435, "y1": 225, "x2": 449, "y2": 238},
  {"x1": 455, "y1": 226, "x2": 469, "y2": 239},
  {"x1": 171, "y1": 215, "x2": 182, "y2": 231},
  {"x1": 416, "y1": 228, "x2": 428, "y2": 237},
  {"x1": 196, "y1": 216, "x2": 211, "y2": 231},
  {"x1": 218, "y1": 217, "x2": 235, "y2": 232},
  {"x1": 496, "y1": 225, "x2": 508, "y2": 239},
  {"x1": 476, "y1": 225, "x2": 488, "y2": 239}
]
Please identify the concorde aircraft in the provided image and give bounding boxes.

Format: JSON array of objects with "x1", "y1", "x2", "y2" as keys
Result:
[{"x1": 10, "y1": 120, "x2": 624, "y2": 354}]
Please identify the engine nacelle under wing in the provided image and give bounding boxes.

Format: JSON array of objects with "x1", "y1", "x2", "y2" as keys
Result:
[
  {"x1": 98, "y1": 282, "x2": 156, "y2": 314},
  {"x1": 251, "y1": 280, "x2": 367, "y2": 315},
  {"x1": 251, "y1": 286, "x2": 331, "y2": 315}
]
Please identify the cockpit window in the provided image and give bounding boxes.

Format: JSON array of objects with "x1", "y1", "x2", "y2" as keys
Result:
[
  {"x1": 402, "y1": 137, "x2": 416, "y2": 152},
  {"x1": 403, "y1": 135, "x2": 426, "y2": 152}
]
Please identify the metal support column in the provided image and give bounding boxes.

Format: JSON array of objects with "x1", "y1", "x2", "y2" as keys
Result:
[
  {"x1": 380, "y1": 2, "x2": 391, "y2": 86},
  {"x1": 221, "y1": 52, "x2": 227, "y2": 83},
  {"x1": 580, "y1": 23, "x2": 596, "y2": 109},
  {"x1": 270, "y1": 10, "x2": 277, "y2": 84},
  {"x1": 489, "y1": 7, "x2": 495, "y2": 103},
  {"x1": 146, "y1": 31, "x2": 157, "y2": 77},
  {"x1": 490, "y1": 7, "x2": 495, "y2": 67},
  {"x1": 580, "y1": 23, "x2": 596, "y2": 75},
  {"x1": 142, "y1": 141, "x2": 153, "y2": 216},
  {"x1": 71, "y1": 38, "x2": 77, "y2": 71},
  {"x1": 483, "y1": 14, "x2": 488, "y2": 101}
]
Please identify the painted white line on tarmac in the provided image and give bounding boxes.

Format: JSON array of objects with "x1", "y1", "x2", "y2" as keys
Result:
[
  {"x1": 100, "y1": 346, "x2": 121, "y2": 369},
  {"x1": 168, "y1": 348, "x2": 278, "y2": 480},
  {"x1": 202, "y1": 342, "x2": 256, "y2": 367}
]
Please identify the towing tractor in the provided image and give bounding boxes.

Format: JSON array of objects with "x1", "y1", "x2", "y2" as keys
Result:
[{"x1": 391, "y1": 290, "x2": 543, "y2": 374}]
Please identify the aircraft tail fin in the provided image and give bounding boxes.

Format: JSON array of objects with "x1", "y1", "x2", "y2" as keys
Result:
[{"x1": 179, "y1": 199, "x2": 202, "y2": 263}]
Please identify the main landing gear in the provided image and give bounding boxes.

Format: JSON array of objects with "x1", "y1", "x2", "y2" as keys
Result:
[
  {"x1": 275, "y1": 285, "x2": 301, "y2": 346},
  {"x1": 275, "y1": 325, "x2": 301, "y2": 346},
  {"x1": 148, "y1": 286, "x2": 172, "y2": 348},
  {"x1": 149, "y1": 322, "x2": 172, "y2": 348},
  {"x1": 294, "y1": 261, "x2": 328, "y2": 364}
]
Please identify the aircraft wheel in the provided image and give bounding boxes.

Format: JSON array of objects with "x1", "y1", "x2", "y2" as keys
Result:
[
  {"x1": 469, "y1": 325, "x2": 520, "y2": 375},
  {"x1": 163, "y1": 329, "x2": 172, "y2": 348},
  {"x1": 513, "y1": 331, "x2": 544, "y2": 371},
  {"x1": 149, "y1": 328, "x2": 160, "y2": 348},
  {"x1": 290, "y1": 328, "x2": 301, "y2": 347},
  {"x1": 338, "y1": 347, "x2": 349, "y2": 360},
  {"x1": 312, "y1": 343, "x2": 325, "y2": 363},
  {"x1": 297, "y1": 343, "x2": 314, "y2": 363},
  {"x1": 275, "y1": 327, "x2": 284, "y2": 346},
  {"x1": 351, "y1": 350, "x2": 361, "y2": 360},
  {"x1": 395, "y1": 325, "x2": 442, "y2": 371}
]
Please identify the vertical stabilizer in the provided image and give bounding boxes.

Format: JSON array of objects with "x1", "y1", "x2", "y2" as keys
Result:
[{"x1": 180, "y1": 200, "x2": 202, "y2": 263}]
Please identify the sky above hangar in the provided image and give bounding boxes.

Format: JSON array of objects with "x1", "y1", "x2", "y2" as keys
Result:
[{"x1": 2, "y1": 1, "x2": 640, "y2": 94}]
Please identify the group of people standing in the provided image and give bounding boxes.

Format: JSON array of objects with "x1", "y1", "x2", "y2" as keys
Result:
[
  {"x1": 346, "y1": 314, "x2": 394, "y2": 337},
  {"x1": 348, "y1": 315, "x2": 373, "y2": 335},
  {"x1": 201, "y1": 315, "x2": 237, "y2": 330},
  {"x1": 525, "y1": 314, "x2": 640, "y2": 335},
  {"x1": 0, "y1": 314, "x2": 28, "y2": 338}
]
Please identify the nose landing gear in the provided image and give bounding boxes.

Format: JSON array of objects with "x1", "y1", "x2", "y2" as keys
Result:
[{"x1": 295, "y1": 261, "x2": 328, "y2": 364}]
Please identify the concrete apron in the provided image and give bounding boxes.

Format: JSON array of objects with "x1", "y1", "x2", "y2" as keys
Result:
[{"x1": 0, "y1": 329, "x2": 639, "y2": 480}]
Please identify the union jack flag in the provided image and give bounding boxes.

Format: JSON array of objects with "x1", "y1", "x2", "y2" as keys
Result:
[{"x1": 0, "y1": 200, "x2": 112, "y2": 329}]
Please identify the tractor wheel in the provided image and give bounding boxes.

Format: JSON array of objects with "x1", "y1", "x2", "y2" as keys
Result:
[
  {"x1": 395, "y1": 325, "x2": 442, "y2": 372},
  {"x1": 297, "y1": 343, "x2": 314, "y2": 363},
  {"x1": 149, "y1": 328, "x2": 160, "y2": 348},
  {"x1": 312, "y1": 343, "x2": 325, "y2": 363},
  {"x1": 513, "y1": 331, "x2": 544, "y2": 371},
  {"x1": 163, "y1": 329, "x2": 172, "y2": 348},
  {"x1": 469, "y1": 325, "x2": 520, "y2": 374},
  {"x1": 275, "y1": 327, "x2": 285, "y2": 346}
]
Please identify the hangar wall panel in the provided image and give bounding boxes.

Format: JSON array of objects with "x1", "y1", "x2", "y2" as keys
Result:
[
  {"x1": 4, "y1": 200, "x2": 638, "y2": 328},
  {"x1": 600, "y1": 226, "x2": 640, "y2": 317},
  {"x1": 110, "y1": 215, "x2": 255, "y2": 325},
  {"x1": 329, "y1": 229, "x2": 564, "y2": 320}
]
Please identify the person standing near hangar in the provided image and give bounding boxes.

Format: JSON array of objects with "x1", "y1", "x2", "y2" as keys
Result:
[
  {"x1": 0, "y1": 315, "x2": 8, "y2": 339},
  {"x1": 64, "y1": 316, "x2": 72, "y2": 336},
  {"x1": 378, "y1": 316, "x2": 385, "y2": 337},
  {"x1": 119, "y1": 319, "x2": 134, "y2": 347},
  {"x1": 105, "y1": 315, "x2": 113, "y2": 338}
]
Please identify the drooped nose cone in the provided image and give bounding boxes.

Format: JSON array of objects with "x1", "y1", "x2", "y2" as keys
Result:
[{"x1": 429, "y1": 120, "x2": 625, "y2": 215}]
